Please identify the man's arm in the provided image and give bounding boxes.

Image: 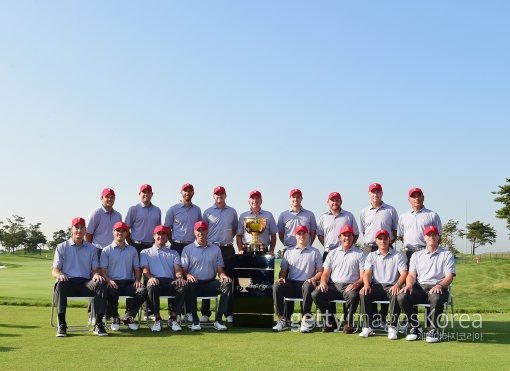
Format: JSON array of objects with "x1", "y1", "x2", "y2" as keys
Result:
[
  {"x1": 317, "y1": 267, "x2": 331, "y2": 292},
  {"x1": 269, "y1": 234, "x2": 276, "y2": 254},
  {"x1": 278, "y1": 232, "x2": 284, "y2": 244},
  {"x1": 236, "y1": 234, "x2": 244, "y2": 253},
  {"x1": 85, "y1": 233, "x2": 93, "y2": 243},
  {"x1": 317, "y1": 234, "x2": 325, "y2": 246}
]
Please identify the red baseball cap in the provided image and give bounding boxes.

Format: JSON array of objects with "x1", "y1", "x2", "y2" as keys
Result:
[
  {"x1": 375, "y1": 229, "x2": 390, "y2": 239},
  {"x1": 194, "y1": 221, "x2": 208, "y2": 231},
  {"x1": 101, "y1": 188, "x2": 115, "y2": 198},
  {"x1": 289, "y1": 188, "x2": 302, "y2": 197},
  {"x1": 408, "y1": 187, "x2": 423, "y2": 197},
  {"x1": 213, "y1": 186, "x2": 226, "y2": 195},
  {"x1": 423, "y1": 225, "x2": 440, "y2": 236},
  {"x1": 249, "y1": 190, "x2": 262, "y2": 198},
  {"x1": 181, "y1": 183, "x2": 194, "y2": 191},
  {"x1": 71, "y1": 217, "x2": 86, "y2": 228},
  {"x1": 368, "y1": 183, "x2": 382, "y2": 192},
  {"x1": 328, "y1": 192, "x2": 342, "y2": 200},
  {"x1": 339, "y1": 225, "x2": 354, "y2": 235},
  {"x1": 294, "y1": 225, "x2": 309, "y2": 235},
  {"x1": 140, "y1": 184, "x2": 152, "y2": 193},
  {"x1": 154, "y1": 225, "x2": 170, "y2": 235},
  {"x1": 113, "y1": 221, "x2": 129, "y2": 232}
]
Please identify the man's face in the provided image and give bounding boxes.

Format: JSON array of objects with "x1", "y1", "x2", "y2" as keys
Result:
[
  {"x1": 408, "y1": 192, "x2": 424, "y2": 209},
  {"x1": 154, "y1": 232, "x2": 168, "y2": 247},
  {"x1": 249, "y1": 196, "x2": 262, "y2": 210},
  {"x1": 113, "y1": 228, "x2": 127, "y2": 245},
  {"x1": 213, "y1": 192, "x2": 226, "y2": 206},
  {"x1": 290, "y1": 195, "x2": 302, "y2": 209},
  {"x1": 140, "y1": 190, "x2": 153, "y2": 204},
  {"x1": 339, "y1": 232, "x2": 353, "y2": 249},
  {"x1": 328, "y1": 197, "x2": 342, "y2": 212},
  {"x1": 296, "y1": 231, "x2": 308, "y2": 246},
  {"x1": 72, "y1": 224, "x2": 86, "y2": 244},
  {"x1": 424, "y1": 232, "x2": 440, "y2": 247},
  {"x1": 369, "y1": 190, "x2": 383, "y2": 207},
  {"x1": 194, "y1": 227, "x2": 208, "y2": 245},
  {"x1": 101, "y1": 194, "x2": 115, "y2": 209},
  {"x1": 181, "y1": 188, "x2": 194, "y2": 202},
  {"x1": 376, "y1": 234, "x2": 390, "y2": 250}
]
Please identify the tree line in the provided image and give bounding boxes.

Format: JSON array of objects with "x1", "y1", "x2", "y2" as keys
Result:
[{"x1": 1, "y1": 178, "x2": 510, "y2": 255}]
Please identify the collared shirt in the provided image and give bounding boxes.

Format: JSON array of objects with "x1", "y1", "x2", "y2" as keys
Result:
[
  {"x1": 359, "y1": 202, "x2": 398, "y2": 244},
  {"x1": 364, "y1": 249, "x2": 407, "y2": 285},
  {"x1": 52, "y1": 239, "x2": 98, "y2": 279},
  {"x1": 317, "y1": 209, "x2": 360, "y2": 250},
  {"x1": 281, "y1": 245, "x2": 323, "y2": 281},
  {"x1": 237, "y1": 209, "x2": 278, "y2": 246},
  {"x1": 203, "y1": 204, "x2": 238, "y2": 244},
  {"x1": 140, "y1": 245, "x2": 181, "y2": 279},
  {"x1": 125, "y1": 203, "x2": 161, "y2": 243},
  {"x1": 181, "y1": 242, "x2": 224, "y2": 280},
  {"x1": 410, "y1": 247, "x2": 456, "y2": 285},
  {"x1": 99, "y1": 243, "x2": 139, "y2": 280},
  {"x1": 324, "y1": 245, "x2": 365, "y2": 283},
  {"x1": 397, "y1": 207, "x2": 442, "y2": 249},
  {"x1": 86, "y1": 206, "x2": 122, "y2": 249},
  {"x1": 277, "y1": 207, "x2": 317, "y2": 247},
  {"x1": 164, "y1": 202, "x2": 202, "y2": 242}
]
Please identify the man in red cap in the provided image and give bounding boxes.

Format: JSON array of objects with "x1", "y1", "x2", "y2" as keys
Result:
[
  {"x1": 236, "y1": 190, "x2": 278, "y2": 254},
  {"x1": 99, "y1": 221, "x2": 147, "y2": 332},
  {"x1": 397, "y1": 187, "x2": 442, "y2": 263},
  {"x1": 52, "y1": 217, "x2": 108, "y2": 337},
  {"x1": 277, "y1": 188, "x2": 317, "y2": 249},
  {"x1": 317, "y1": 191, "x2": 359, "y2": 261},
  {"x1": 202, "y1": 185, "x2": 238, "y2": 323},
  {"x1": 272, "y1": 225, "x2": 323, "y2": 333},
  {"x1": 312, "y1": 224, "x2": 365, "y2": 333},
  {"x1": 181, "y1": 221, "x2": 233, "y2": 331},
  {"x1": 358, "y1": 229, "x2": 408, "y2": 340},
  {"x1": 398, "y1": 225, "x2": 455, "y2": 343}
]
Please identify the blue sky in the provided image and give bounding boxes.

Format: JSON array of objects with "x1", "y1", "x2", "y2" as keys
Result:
[{"x1": 1, "y1": 1, "x2": 509, "y2": 254}]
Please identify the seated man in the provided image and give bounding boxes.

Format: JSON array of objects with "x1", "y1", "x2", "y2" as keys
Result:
[
  {"x1": 181, "y1": 221, "x2": 233, "y2": 331},
  {"x1": 52, "y1": 217, "x2": 108, "y2": 337},
  {"x1": 398, "y1": 225, "x2": 456, "y2": 343},
  {"x1": 140, "y1": 225, "x2": 188, "y2": 332},
  {"x1": 311, "y1": 225, "x2": 365, "y2": 333},
  {"x1": 359, "y1": 229, "x2": 407, "y2": 340},
  {"x1": 272, "y1": 225, "x2": 323, "y2": 333},
  {"x1": 100, "y1": 221, "x2": 147, "y2": 331}
]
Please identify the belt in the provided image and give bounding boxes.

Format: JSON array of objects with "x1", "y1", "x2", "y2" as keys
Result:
[
  {"x1": 405, "y1": 245, "x2": 425, "y2": 252},
  {"x1": 214, "y1": 243, "x2": 233, "y2": 248},
  {"x1": 132, "y1": 240, "x2": 153, "y2": 246},
  {"x1": 172, "y1": 240, "x2": 193, "y2": 245},
  {"x1": 367, "y1": 243, "x2": 378, "y2": 247},
  {"x1": 324, "y1": 246, "x2": 337, "y2": 252}
]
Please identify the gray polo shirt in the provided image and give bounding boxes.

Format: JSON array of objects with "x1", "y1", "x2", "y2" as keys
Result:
[
  {"x1": 277, "y1": 208, "x2": 317, "y2": 247},
  {"x1": 281, "y1": 245, "x2": 323, "y2": 281},
  {"x1": 237, "y1": 209, "x2": 278, "y2": 246},
  {"x1": 140, "y1": 246, "x2": 181, "y2": 279},
  {"x1": 99, "y1": 244, "x2": 139, "y2": 280},
  {"x1": 203, "y1": 204, "x2": 238, "y2": 244},
  {"x1": 410, "y1": 247, "x2": 456, "y2": 285},
  {"x1": 397, "y1": 207, "x2": 442, "y2": 249},
  {"x1": 364, "y1": 249, "x2": 407, "y2": 285},
  {"x1": 181, "y1": 242, "x2": 224, "y2": 280},
  {"x1": 317, "y1": 209, "x2": 360, "y2": 250},
  {"x1": 359, "y1": 202, "x2": 398, "y2": 244},
  {"x1": 125, "y1": 203, "x2": 161, "y2": 243},
  {"x1": 164, "y1": 203, "x2": 202, "y2": 242},
  {"x1": 86, "y1": 206, "x2": 122, "y2": 248},
  {"x1": 52, "y1": 239, "x2": 98, "y2": 279},
  {"x1": 324, "y1": 245, "x2": 365, "y2": 283}
]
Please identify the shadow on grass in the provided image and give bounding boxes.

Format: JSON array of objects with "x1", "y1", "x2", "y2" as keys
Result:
[
  {"x1": 0, "y1": 323, "x2": 39, "y2": 329},
  {"x1": 0, "y1": 346, "x2": 18, "y2": 352}
]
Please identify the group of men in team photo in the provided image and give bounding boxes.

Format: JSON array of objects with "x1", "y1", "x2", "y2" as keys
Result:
[{"x1": 52, "y1": 182, "x2": 455, "y2": 343}]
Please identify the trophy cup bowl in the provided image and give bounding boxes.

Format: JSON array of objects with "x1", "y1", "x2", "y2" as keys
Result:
[
  {"x1": 238, "y1": 277, "x2": 252, "y2": 293},
  {"x1": 244, "y1": 216, "x2": 267, "y2": 253}
]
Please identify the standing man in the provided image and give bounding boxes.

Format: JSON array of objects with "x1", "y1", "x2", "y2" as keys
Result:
[
  {"x1": 312, "y1": 225, "x2": 365, "y2": 333},
  {"x1": 86, "y1": 187, "x2": 123, "y2": 254},
  {"x1": 360, "y1": 183, "x2": 399, "y2": 253},
  {"x1": 236, "y1": 190, "x2": 278, "y2": 254},
  {"x1": 398, "y1": 225, "x2": 455, "y2": 343},
  {"x1": 398, "y1": 187, "x2": 442, "y2": 263},
  {"x1": 272, "y1": 225, "x2": 323, "y2": 333},
  {"x1": 277, "y1": 188, "x2": 317, "y2": 249},
  {"x1": 140, "y1": 225, "x2": 188, "y2": 333},
  {"x1": 181, "y1": 221, "x2": 233, "y2": 332},
  {"x1": 99, "y1": 221, "x2": 147, "y2": 332},
  {"x1": 52, "y1": 217, "x2": 108, "y2": 337},
  {"x1": 317, "y1": 192, "x2": 359, "y2": 261},
  {"x1": 164, "y1": 183, "x2": 202, "y2": 257},
  {"x1": 358, "y1": 229, "x2": 408, "y2": 340},
  {"x1": 125, "y1": 184, "x2": 162, "y2": 255},
  {"x1": 203, "y1": 185, "x2": 238, "y2": 322}
]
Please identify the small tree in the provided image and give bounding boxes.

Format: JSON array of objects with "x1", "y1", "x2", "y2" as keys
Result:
[
  {"x1": 0, "y1": 215, "x2": 27, "y2": 254},
  {"x1": 460, "y1": 220, "x2": 497, "y2": 255},
  {"x1": 24, "y1": 223, "x2": 47, "y2": 254},
  {"x1": 441, "y1": 219, "x2": 463, "y2": 254},
  {"x1": 48, "y1": 229, "x2": 71, "y2": 250},
  {"x1": 493, "y1": 178, "x2": 510, "y2": 237}
]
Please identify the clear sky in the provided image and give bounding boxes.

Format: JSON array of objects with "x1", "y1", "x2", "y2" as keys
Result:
[{"x1": 1, "y1": 1, "x2": 509, "y2": 254}]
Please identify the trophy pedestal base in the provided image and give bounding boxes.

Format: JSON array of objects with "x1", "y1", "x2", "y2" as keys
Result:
[{"x1": 243, "y1": 244, "x2": 267, "y2": 255}]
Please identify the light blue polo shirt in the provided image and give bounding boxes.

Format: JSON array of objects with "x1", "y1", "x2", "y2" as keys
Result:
[
  {"x1": 409, "y1": 247, "x2": 456, "y2": 285},
  {"x1": 397, "y1": 207, "x2": 442, "y2": 249},
  {"x1": 52, "y1": 239, "x2": 98, "y2": 279},
  {"x1": 281, "y1": 245, "x2": 323, "y2": 281},
  {"x1": 181, "y1": 242, "x2": 224, "y2": 280},
  {"x1": 364, "y1": 249, "x2": 407, "y2": 285},
  {"x1": 125, "y1": 203, "x2": 161, "y2": 243},
  {"x1": 359, "y1": 202, "x2": 398, "y2": 244},
  {"x1": 140, "y1": 246, "x2": 181, "y2": 279},
  {"x1": 237, "y1": 209, "x2": 278, "y2": 246},
  {"x1": 317, "y1": 209, "x2": 360, "y2": 250},
  {"x1": 86, "y1": 206, "x2": 122, "y2": 248},
  {"x1": 164, "y1": 203, "x2": 202, "y2": 242},
  {"x1": 203, "y1": 204, "x2": 238, "y2": 244},
  {"x1": 324, "y1": 245, "x2": 365, "y2": 283},
  {"x1": 277, "y1": 208, "x2": 317, "y2": 247},
  {"x1": 99, "y1": 243, "x2": 139, "y2": 280}
]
